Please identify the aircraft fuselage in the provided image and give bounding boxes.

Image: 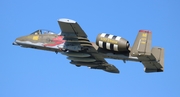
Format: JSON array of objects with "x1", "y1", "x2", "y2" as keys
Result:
[
  {"x1": 13, "y1": 18, "x2": 164, "y2": 73},
  {"x1": 13, "y1": 30, "x2": 139, "y2": 63}
]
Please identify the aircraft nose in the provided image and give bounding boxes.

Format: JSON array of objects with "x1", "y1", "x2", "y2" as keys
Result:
[
  {"x1": 16, "y1": 36, "x2": 25, "y2": 41},
  {"x1": 12, "y1": 38, "x2": 20, "y2": 46},
  {"x1": 12, "y1": 36, "x2": 26, "y2": 46}
]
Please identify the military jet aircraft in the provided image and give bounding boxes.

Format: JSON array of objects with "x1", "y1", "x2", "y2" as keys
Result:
[{"x1": 13, "y1": 18, "x2": 164, "y2": 74}]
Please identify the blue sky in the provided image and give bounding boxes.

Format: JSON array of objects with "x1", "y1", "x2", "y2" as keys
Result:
[{"x1": 1, "y1": 0, "x2": 180, "y2": 97}]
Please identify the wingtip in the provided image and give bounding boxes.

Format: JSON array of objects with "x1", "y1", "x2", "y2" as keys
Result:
[
  {"x1": 58, "y1": 18, "x2": 76, "y2": 23},
  {"x1": 105, "y1": 65, "x2": 120, "y2": 74}
]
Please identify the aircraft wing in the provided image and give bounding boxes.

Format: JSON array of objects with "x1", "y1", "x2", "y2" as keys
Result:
[{"x1": 58, "y1": 18, "x2": 119, "y2": 73}]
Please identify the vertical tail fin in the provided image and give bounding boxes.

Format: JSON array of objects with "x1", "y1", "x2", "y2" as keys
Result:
[
  {"x1": 131, "y1": 30, "x2": 152, "y2": 56},
  {"x1": 131, "y1": 30, "x2": 164, "y2": 73}
]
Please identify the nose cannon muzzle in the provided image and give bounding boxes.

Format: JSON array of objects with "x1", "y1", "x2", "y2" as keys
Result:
[{"x1": 12, "y1": 42, "x2": 18, "y2": 45}]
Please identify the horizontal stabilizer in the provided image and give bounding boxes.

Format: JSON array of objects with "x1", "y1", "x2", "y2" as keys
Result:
[{"x1": 140, "y1": 47, "x2": 164, "y2": 73}]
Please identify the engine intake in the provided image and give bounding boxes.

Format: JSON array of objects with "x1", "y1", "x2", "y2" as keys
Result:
[{"x1": 96, "y1": 33, "x2": 129, "y2": 52}]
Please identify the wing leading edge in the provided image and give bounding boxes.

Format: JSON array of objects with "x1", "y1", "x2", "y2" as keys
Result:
[{"x1": 58, "y1": 18, "x2": 119, "y2": 73}]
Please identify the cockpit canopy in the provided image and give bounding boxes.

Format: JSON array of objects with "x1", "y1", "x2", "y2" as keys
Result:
[{"x1": 30, "y1": 29, "x2": 55, "y2": 35}]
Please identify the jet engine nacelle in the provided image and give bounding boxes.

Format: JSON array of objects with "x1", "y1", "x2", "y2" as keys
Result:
[{"x1": 96, "y1": 33, "x2": 130, "y2": 52}]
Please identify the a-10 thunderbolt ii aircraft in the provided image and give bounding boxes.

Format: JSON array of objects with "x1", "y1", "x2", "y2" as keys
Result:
[{"x1": 13, "y1": 18, "x2": 164, "y2": 74}]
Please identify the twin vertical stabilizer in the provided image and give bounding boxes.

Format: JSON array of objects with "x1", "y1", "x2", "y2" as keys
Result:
[{"x1": 131, "y1": 30, "x2": 164, "y2": 73}]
